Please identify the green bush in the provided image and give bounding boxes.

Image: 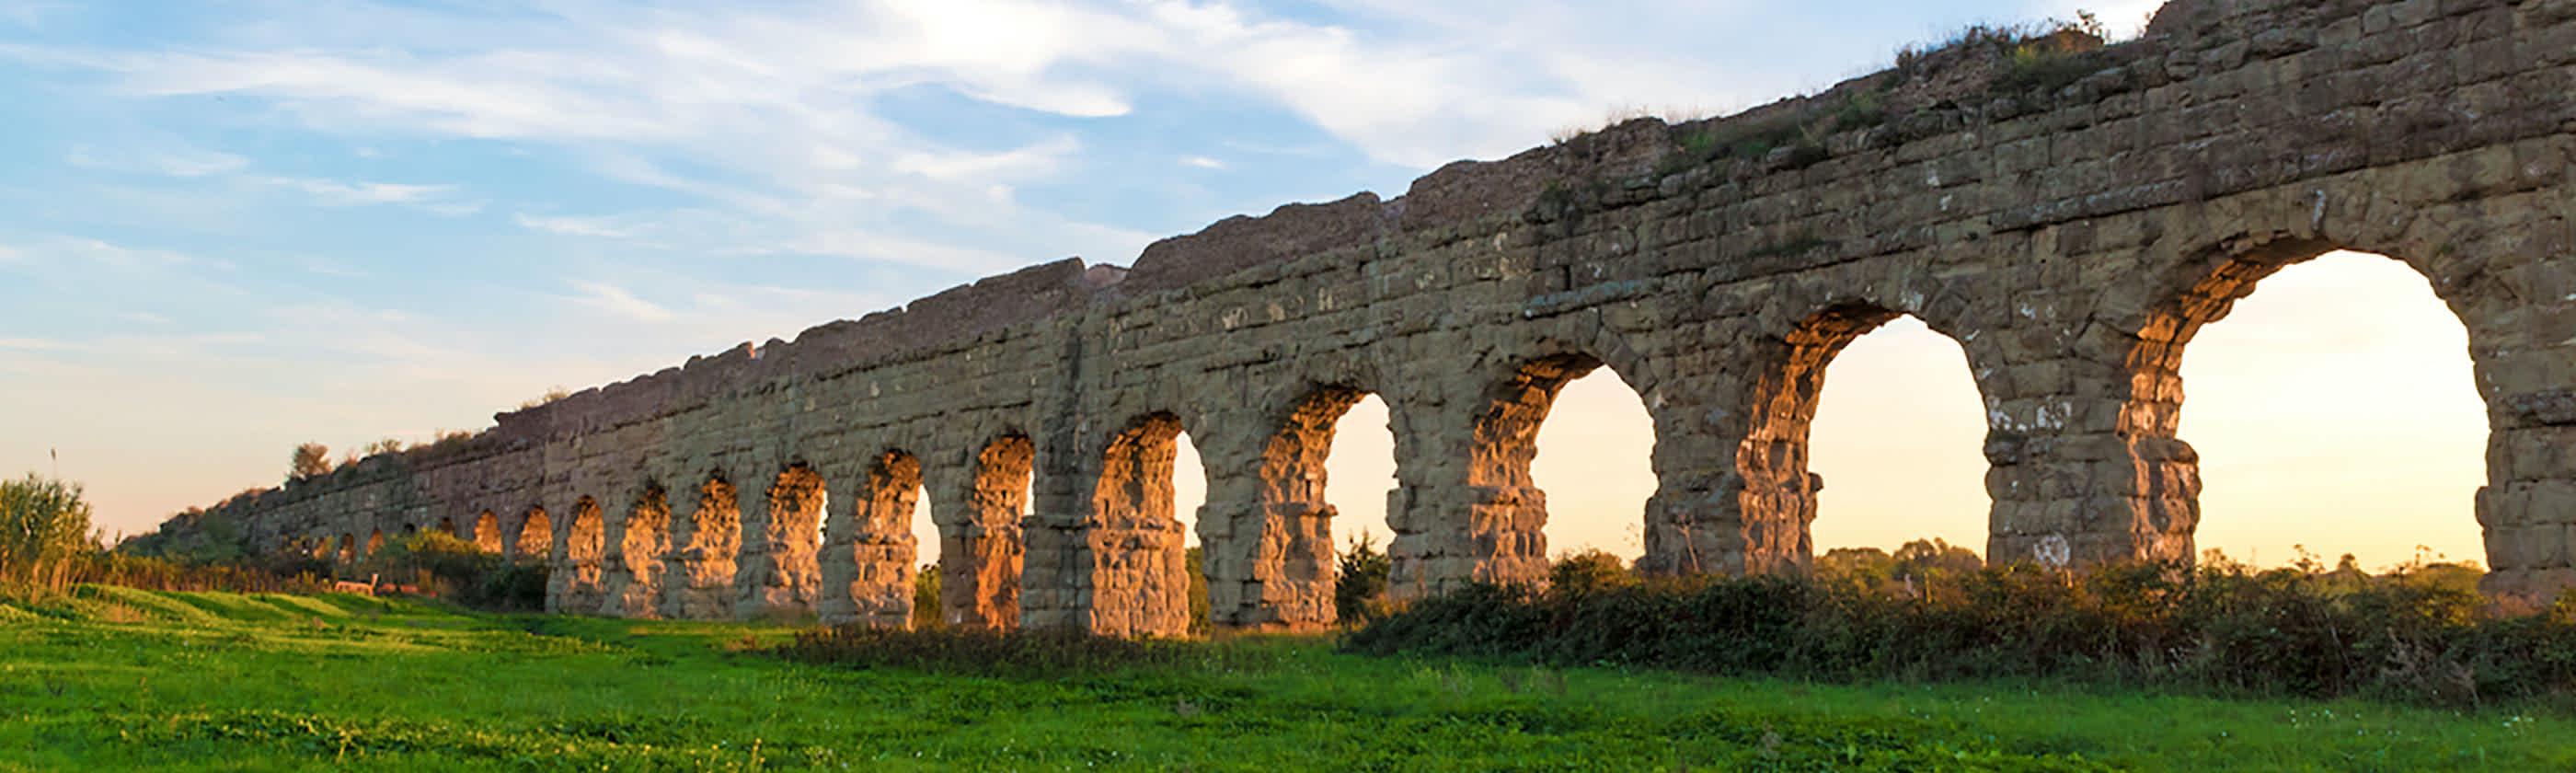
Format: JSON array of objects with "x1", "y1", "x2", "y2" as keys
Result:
[
  {"x1": 0, "y1": 473, "x2": 96, "y2": 589},
  {"x1": 1546, "y1": 548, "x2": 1635, "y2": 594},
  {"x1": 1333, "y1": 533, "x2": 1390, "y2": 625},
  {"x1": 912, "y1": 563, "x2": 942, "y2": 629},
  {"x1": 1186, "y1": 546, "x2": 1210, "y2": 636},
  {"x1": 1346, "y1": 557, "x2": 2576, "y2": 708},
  {"x1": 359, "y1": 532, "x2": 547, "y2": 611}
]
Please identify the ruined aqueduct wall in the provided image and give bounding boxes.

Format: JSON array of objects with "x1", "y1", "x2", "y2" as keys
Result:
[{"x1": 189, "y1": 0, "x2": 2576, "y2": 635}]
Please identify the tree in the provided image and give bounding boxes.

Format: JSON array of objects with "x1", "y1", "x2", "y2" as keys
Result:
[
  {"x1": 1334, "y1": 533, "x2": 1392, "y2": 624},
  {"x1": 290, "y1": 442, "x2": 333, "y2": 479},
  {"x1": 1547, "y1": 548, "x2": 1634, "y2": 594},
  {"x1": 362, "y1": 437, "x2": 406, "y2": 457},
  {"x1": 1892, "y1": 537, "x2": 1984, "y2": 579},
  {"x1": 0, "y1": 473, "x2": 95, "y2": 587}
]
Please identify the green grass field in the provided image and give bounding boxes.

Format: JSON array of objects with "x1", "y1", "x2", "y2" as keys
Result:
[{"x1": 1, "y1": 585, "x2": 2569, "y2": 771}]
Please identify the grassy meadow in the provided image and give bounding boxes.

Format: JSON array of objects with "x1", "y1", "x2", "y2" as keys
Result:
[{"x1": 0, "y1": 584, "x2": 2570, "y2": 771}]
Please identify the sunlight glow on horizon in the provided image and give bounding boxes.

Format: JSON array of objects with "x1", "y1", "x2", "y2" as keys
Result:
[
  {"x1": 1808, "y1": 317, "x2": 1992, "y2": 557},
  {"x1": 2178, "y1": 251, "x2": 2485, "y2": 570}
]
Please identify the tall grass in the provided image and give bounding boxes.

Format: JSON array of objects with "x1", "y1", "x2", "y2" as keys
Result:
[{"x1": 0, "y1": 472, "x2": 94, "y2": 593}]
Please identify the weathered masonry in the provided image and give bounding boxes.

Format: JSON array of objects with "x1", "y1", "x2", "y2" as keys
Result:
[{"x1": 185, "y1": 0, "x2": 2576, "y2": 635}]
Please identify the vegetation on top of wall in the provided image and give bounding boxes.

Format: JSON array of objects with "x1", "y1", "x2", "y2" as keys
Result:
[
  {"x1": 1345, "y1": 548, "x2": 2567, "y2": 709},
  {"x1": 518, "y1": 385, "x2": 575, "y2": 410},
  {"x1": 288, "y1": 442, "x2": 333, "y2": 480},
  {"x1": 1560, "y1": 11, "x2": 2121, "y2": 191}
]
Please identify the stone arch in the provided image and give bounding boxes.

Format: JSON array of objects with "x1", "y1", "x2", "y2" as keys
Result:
[
  {"x1": 604, "y1": 485, "x2": 669, "y2": 618},
  {"x1": 1734, "y1": 301, "x2": 1988, "y2": 572},
  {"x1": 406, "y1": 523, "x2": 422, "y2": 537},
  {"x1": 552, "y1": 497, "x2": 605, "y2": 615},
  {"x1": 825, "y1": 449, "x2": 926, "y2": 628},
  {"x1": 663, "y1": 474, "x2": 742, "y2": 619},
  {"x1": 1087, "y1": 412, "x2": 1195, "y2": 637},
  {"x1": 946, "y1": 435, "x2": 1030, "y2": 629},
  {"x1": 1454, "y1": 352, "x2": 1659, "y2": 586},
  {"x1": 737, "y1": 463, "x2": 825, "y2": 620},
  {"x1": 1225, "y1": 386, "x2": 1374, "y2": 628},
  {"x1": 311, "y1": 534, "x2": 332, "y2": 560},
  {"x1": 516, "y1": 507, "x2": 550, "y2": 560},
  {"x1": 2110, "y1": 236, "x2": 2513, "y2": 571},
  {"x1": 366, "y1": 528, "x2": 384, "y2": 557},
  {"x1": 337, "y1": 533, "x2": 355, "y2": 563},
  {"x1": 474, "y1": 511, "x2": 501, "y2": 552}
]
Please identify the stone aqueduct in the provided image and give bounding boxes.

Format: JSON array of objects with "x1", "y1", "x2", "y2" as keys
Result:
[{"x1": 185, "y1": 0, "x2": 2576, "y2": 635}]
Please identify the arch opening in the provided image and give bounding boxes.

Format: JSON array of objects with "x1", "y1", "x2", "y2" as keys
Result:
[
  {"x1": 664, "y1": 476, "x2": 742, "y2": 619},
  {"x1": 557, "y1": 497, "x2": 604, "y2": 615},
  {"x1": 337, "y1": 533, "x2": 355, "y2": 563},
  {"x1": 2148, "y1": 248, "x2": 2485, "y2": 571},
  {"x1": 833, "y1": 450, "x2": 925, "y2": 629},
  {"x1": 1246, "y1": 387, "x2": 1397, "y2": 628},
  {"x1": 947, "y1": 436, "x2": 1032, "y2": 629},
  {"x1": 1532, "y1": 366, "x2": 1656, "y2": 568},
  {"x1": 1470, "y1": 353, "x2": 1652, "y2": 585},
  {"x1": 474, "y1": 511, "x2": 502, "y2": 553},
  {"x1": 742, "y1": 464, "x2": 824, "y2": 621},
  {"x1": 516, "y1": 507, "x2": 550, "y2": 560},
  {"x1": 366, "y1": 529, "x2": 384, "y2": 557},
  {"x1": 1792, "y1": 314, "x2": 1991, "y2": 574},
  {"x1": 606, "y1": 486, "x2": 669, "y2": 618},
  {"x1": 1092, "y1": 412, "x2": 1199, "y2": 636}
]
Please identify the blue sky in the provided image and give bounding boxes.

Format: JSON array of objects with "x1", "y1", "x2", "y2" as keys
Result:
[{"x1": 7, "y1": 0, "x2": 2489, "y2": 570}]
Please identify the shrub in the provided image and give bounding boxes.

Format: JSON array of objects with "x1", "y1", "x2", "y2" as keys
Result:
[
  {"x1": 912, "y1": 563, "x2": 942, "y2": 629},
  {"x1": 359, "y1": 532, "x2": 547, "y2": 611},
  {"x1": 289, "y1": 443, "x2": 333, "y2": 479},
  {"x1": 69, "y1": 549, "x2": 332, "y2": 595},
  {"x1": 1186, "y1": 546, "x2": 1210, "y2": 636},
  {"x1": 1547, "y1": 548, "x2": 1635, "y2": 594},
  {"x1": 1334, "y1": 533, "x2": 1391, "y2": 625},
  {"x1": 1346, "y1": 557, "x2": 2576, "y2": 708},
  {"x1": 0, "y1": 473, "x2": 97, "y2": 589}
]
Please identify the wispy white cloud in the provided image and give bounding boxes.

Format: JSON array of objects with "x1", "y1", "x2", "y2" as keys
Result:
[
  {"x1": 0, "y1": 0, "x2": 1770, "y2": 269},
  {"x1": 569, "y1": 281, "x2": 674, "y2": 323},
  {"x1": 259, "y1": 177, "x2": 457, "y2": 207},
  {"x1": 515, "y1": 213, "x2": 640, "y2": 239},
  {"x1": 892, "y1": 135, "x2": 1079, "y2": 183},
  {"x1": 47, "y1": 235, "x2": 197, "y2": 270},
  {"x1": 1181, "y1": 156, "x2": 1226, "y2": 170},
  {"x1": 0, "y1": 336, "x2": 67, "y2": 350},
  {"x1": 54, "y1": 137, "x2": 477, "y2": 217},
  {"x1": 66, "y1": 144, "x2": 250, "y2": 178}
]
